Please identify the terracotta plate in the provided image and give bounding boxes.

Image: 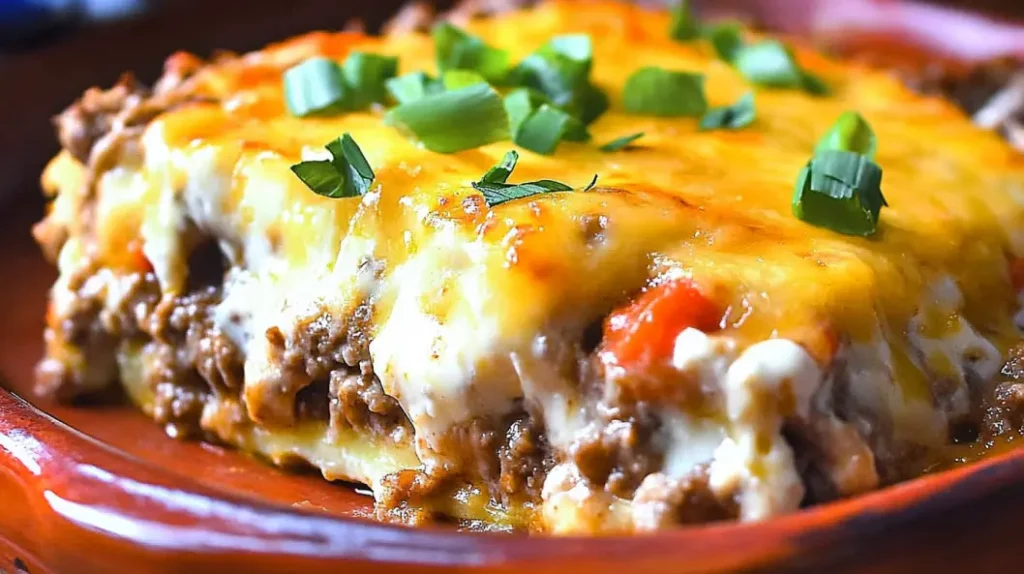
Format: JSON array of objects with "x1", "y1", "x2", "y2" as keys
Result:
[{"x1": 3, "y1": 2, "x2": 1024, "y2": 572}]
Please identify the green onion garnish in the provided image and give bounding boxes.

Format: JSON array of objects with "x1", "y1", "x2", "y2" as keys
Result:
[
  {"x1": 285, "y1": 54, "x2": 398, "y2": 116},
  {"x1": 734, "y1": 41, "x2": 801, "y2": 86},
  {"x1": 473, "y1": 152, "x2": 597, "y2": 206},
  {"x1": 815, "y1": 111, "x2": 877, "y2": 159},
  {"x1": 442, "y1": 70, "x2": 488, "y2": 91},
  {"x1": 515, "y1": 104, "x2": 588, "y2": 154},
  {"x1": 599, "y1": 132, "x2": 644, "y2": 152},
  {"x1": 567, "y1": 83, "x2": 610, "y2": 126},
  {"x1": 385, "y1": 83, "x2": 509, "y2": 153},
  {"x1": 622, "y1": 67, "x2": 707, "y2": 117},
  {"x1": 700, "y1": 92, "x2": 755, "y2": 131},
  {"x1": 291, "y1": 133, "x2": 375, "y2": 198},
  {"x1": 515, "y1": 34, "x2": 593, "y2": 98},
  {"x1": 340, "y1": 52, "x2": 399, "y2": 109},
  {"x1": 385, "y1": 71, "x2": 443, "y2": 104},
  {"x1": 704, "y1": 22, "x2": 744, "y2": 62},
  {"x1": 511, "y1": 35, "x2": 609, "y2": 126},
  {"x1": 670, "y1": 1, "x2": 699, "y2": 41},
  {"x1": 792, "y1": 149, "x2": 886, "y2": 236},
  {"x1": 504, "y1": 88, "x2": 542, "y2": 136},
  {"x1": 284, "y1": 57, "x2": 349, "y2": 117},
  {"x1": 733, "y1": 40, "x2": 829, "y2": 95},
  {"x1": 433, "y1": 22, "x2": 511, "y2": 83},
  {"x1": 801, "y1": 71, "x2": 831, "y2": 96},
  {"x1": 504, "y1": 88, "x2": 588, "y2": 155}
]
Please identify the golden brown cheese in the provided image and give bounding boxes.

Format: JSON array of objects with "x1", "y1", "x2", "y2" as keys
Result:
[{"x1": 38, "y1": 0, "x2": 1024, "y2": 533}]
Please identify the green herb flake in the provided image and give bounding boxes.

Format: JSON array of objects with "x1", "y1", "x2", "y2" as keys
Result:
[
  {"x1": 480, "y1": 150, "x2": 519, "y2": 184},
  {"x1": 472, "y1": 152, "x2": 597, "y2": 206},
  {"x1": 599, "y1": 132, "x2": 645, "y2": 152},
  {"x1": 699, "y1": 92, "x2": 755, "y2": 131},
  {"x1": 291, "y1": 133, "x2": 375, "y2": 198}
]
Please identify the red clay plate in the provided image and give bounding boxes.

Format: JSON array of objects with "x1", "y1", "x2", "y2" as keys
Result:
[{"x1": 4, "y1": 2, "x2": 1024, "y2": 572}]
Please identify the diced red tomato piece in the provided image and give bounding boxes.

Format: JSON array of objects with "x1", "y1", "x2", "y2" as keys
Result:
[
  {"x1": 602, "y1": 277, "x2": 722, "y2": 373},
  {"x1": 126, "y1": 239, "x2": 154, "y2": 273}
]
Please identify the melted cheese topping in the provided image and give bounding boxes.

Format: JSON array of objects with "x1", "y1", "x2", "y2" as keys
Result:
[{"x1": 40, "y1": 0, "x2": 1024, "y2": 532}]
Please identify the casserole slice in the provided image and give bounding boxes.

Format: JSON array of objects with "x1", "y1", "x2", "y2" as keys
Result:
[{"x1": 34, "y1": 0, "x2": 1024, "y2": 533}]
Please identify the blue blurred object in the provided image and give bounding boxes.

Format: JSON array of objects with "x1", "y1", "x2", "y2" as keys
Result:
[
  {"x1": 0, "y1": 0, "x2": 151, "y2": 47},
  {"x1": 0, "y1": 0, "x2": 71, "y2": 36}
]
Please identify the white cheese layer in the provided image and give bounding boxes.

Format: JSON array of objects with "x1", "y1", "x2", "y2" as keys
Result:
[
  {"x1": 537, "y1": 328, "x2": 826, "y2": 531},
  {"x1": 711, "y1": 338, "x2": 822, "y2": 521},
  {"x1": 909, "y1": 277, "x2": 1002, "y2": 420}
]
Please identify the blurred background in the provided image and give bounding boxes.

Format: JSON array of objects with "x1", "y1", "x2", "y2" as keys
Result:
[{"x1": 0, "y1": 0, "x2": 1022, "y2": 210}]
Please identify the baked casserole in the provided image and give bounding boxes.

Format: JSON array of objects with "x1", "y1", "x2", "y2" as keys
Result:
[{"x1": 33, "y1": 0, "x2": 1024, "y2": 533}]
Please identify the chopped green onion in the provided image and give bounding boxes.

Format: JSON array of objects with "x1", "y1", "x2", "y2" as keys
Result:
[
  {"x1": 285, "y1": 54, "x2": 398, "y2": 116},
  {"x1": 568, "y1": 83, "x2": 610, "y2": 126},
  {"x1": 442, "y1": 70, "x2": 488, "y2": 91},
  {"x1": 670, "y1": 0, "x2": 699, "y2": 41},
  {"x1": 733, "y1": 40, "x2": 829, "y2": 95},
  {"x1": 504, "y1": 88, "x2": 588, "y2": 155},
  {"x1": 599, "y1": 132, "x2": 644, "y2": 152},
  {"x1": 385, "y1": 83, "x2": 509, "y2": 153},
  {"x1": 480, "y1": 150, "x2": 519, "y2": 184},
  {"x1": 504, "y1": 88, "x2": 544, "y2": 135},
  {"x1": 341, "y1": 52, "x2": 399, "y2": 108},
  {"x1": 700, "y1": 92, "x2": 755, "y2": 131},
  {"x1": 801, "y1": 71, "x2": 831, "y2": 96},
  {"x1": 704, "y1": 22, "x2": 744, "y2": 62},
  {"x1": 511, "y1": 35, "x2": 608, "y2": 126},
  {"x1": 433, "y1": 22, "x2": 511, "y2": 83},
  {"x1": 816, "y1": 111, "x2": 876, "y2": 159},
  {"x1": 291, "y1": 133, "x2": 375, "y2": 198},
  {"x1": 473, "y1": 152, "x2": 597, "y2": 206},
  {"x1": 515, "y1": 104, "x2": 588, "y2": 155},
  {"x1": 734, "y1": 41, "x2": 802, "y2": 87},
  {"x1": 284, "y1": 57, "x2": 348, "y2": 117},
  {"x1": 622, "y1": 67, "x2": 707, "y2": 117},
  {"x1": 515, "y1": 35, "x2": 594, "y2": 96},
  {"x1": 385, "y1": 71, "x2": 442, "y2": 104},
  {"x1": 792, "y1": 149, "x2": 886, "y2": 236}
]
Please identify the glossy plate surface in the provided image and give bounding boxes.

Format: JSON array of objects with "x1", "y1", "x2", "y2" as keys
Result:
[{"x1": 3, "y1": 2, "x2": 1024, "y2": 572}]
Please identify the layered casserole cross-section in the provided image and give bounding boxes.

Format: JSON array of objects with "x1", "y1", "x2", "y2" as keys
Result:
[{"x1": 33, "y1": 0, "x2": 1024, "y2": 533}]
